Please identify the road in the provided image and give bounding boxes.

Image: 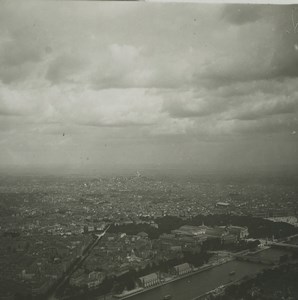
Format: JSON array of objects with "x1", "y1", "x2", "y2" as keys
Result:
[{"x1": 47, "y1": 225, "x2": 110, "y2": 300}]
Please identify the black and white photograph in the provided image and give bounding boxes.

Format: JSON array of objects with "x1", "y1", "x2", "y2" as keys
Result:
[{"x1": 1, "y1": 1, "x2": 298, "y2": 300}]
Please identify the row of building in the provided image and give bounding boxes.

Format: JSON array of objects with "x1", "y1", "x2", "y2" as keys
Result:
[
  {"x1": 138, "y1": 262, "x2": 193, "y2": 288},
  {"x1": 171, "y1": 224, "x2": 249, "y2": 243}
]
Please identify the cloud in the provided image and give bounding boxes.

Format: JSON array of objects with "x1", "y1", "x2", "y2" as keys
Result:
[
  {"x1": 221, "y1": 4, "x2": 262, "y2": 25},
  {"x1": 0, "y1": 84, "x2": 43, "y2": 117},
  {"x1": 161, "y1": 90, "x2": 225, "y2": 118},
  {"x1": 270, "y1": 29, "x2": 298, "y2": 79},
  {"x1": 0, "y1": 85, "x2": 164, "y2": 130},
  {"x1": 160, "y1": 74, "x2": 298, "y2": 140},
  {"x1": 229, "y1": 98, "x2": 298, "y2": 121},
  {"x1": 0, "y1": 2, "x2": 298, "y2": 169},
  {"x1": 149, "y1": 117, "x2": 195, "y2": 137},
  {"x1": 91, "y1": 44, "x2": 190, "y2": 89},
  {"x1": 0, "y1": 37, "x2": 44, "y2": 84},
  {"x1": 46, "y1": 54, "x2": 87, "y2": 85},
  {"x1": 232, "y1": 115, "x2": 298, "y2": 136},
  {"x1": 91, "y1": 44, "x2": 149, "y2": 89},
  {"x1": 193, "y1": 5, "x2": 298, "y2": 89},
  {"x1": 0, "y1": 3, "x2": 49, "y2": 85},
  {"x1": 79, "y1": 120, "x2": 154, "y2": 128}
]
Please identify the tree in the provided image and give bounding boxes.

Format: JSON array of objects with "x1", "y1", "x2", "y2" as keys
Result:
[{"x1": 112, "y1": 282, "x2": 124, "y2": 294}]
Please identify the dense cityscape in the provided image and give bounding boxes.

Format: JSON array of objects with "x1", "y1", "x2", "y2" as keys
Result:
[{"x1": 1, "y1": 172, "x2": 298, "y2": 300}]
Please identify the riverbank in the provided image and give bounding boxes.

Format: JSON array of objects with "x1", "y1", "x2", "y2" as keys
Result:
[
  {"x1": 112, "y1": 258, "x2": 234, "y2": 299},
  {"x1": 191, "y1": 274, "x2": 252, "y2": 300},
  {"x1": 95, "y1": 258, "x2": 274, "y2": 300}
]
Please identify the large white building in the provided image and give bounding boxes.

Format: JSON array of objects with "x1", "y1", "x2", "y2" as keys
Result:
[
  {"x1": 172, "y1": 263, "x2": 192, "y2": 276},
  {"x1": 172, "y1": 225, "x2": 209, "y2": 237},
  {"x1": 138, "y1": 273, "x2": 160, "y2": 288}
]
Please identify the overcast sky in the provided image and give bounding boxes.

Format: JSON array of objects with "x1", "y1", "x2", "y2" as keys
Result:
[{"x1": 0, "y1": 2, "x2": 298, "y2": 173}]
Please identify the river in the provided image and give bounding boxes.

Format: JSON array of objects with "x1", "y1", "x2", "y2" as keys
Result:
[
  {"x1": 89, "y1": 248, "x2": 291, "y2": 300},
  {"x1": 126, "y1": 260, "x2": 268, "y2": 300}
]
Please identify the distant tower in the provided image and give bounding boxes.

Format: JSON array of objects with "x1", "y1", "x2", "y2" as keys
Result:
[{"x1": 136, "y1": 171, "x2": 141, "y2": 178}]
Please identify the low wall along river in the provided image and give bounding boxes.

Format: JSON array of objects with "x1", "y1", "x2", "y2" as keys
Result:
[{"x1": 124, "y1": 248, "x2": 293, "y2": 300}]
